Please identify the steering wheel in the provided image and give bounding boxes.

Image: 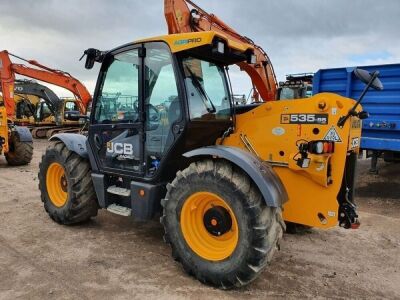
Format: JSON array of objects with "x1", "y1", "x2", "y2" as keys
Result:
[
  {"x1": 147, "y1": 103, "x2": 160, "y2": 122},
  {"x1": 145, "y1": 103, "x2": 161, "y2": 131},
  {"x1": 133, "y1": 100, "x2": 139, "y2": 112}
]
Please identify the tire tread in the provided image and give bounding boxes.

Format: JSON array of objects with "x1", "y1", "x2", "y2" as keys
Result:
[
  {"x1": 161, "y1": 159, "x2": 284, "y2": 289},
  {"x1": 38, "y1": 141, "x2": 98, "y2": 225}
]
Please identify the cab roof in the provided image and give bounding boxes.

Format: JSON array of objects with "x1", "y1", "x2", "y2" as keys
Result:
[{"x1": 136, "y1": 31, "x2": 254, "y2": 54}]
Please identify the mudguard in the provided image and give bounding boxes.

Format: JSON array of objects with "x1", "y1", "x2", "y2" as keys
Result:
[
  {"x1": 50, "y1": 133, "x2": 88, "y2": 158},
  {"x1": 14, "y1": 126, "x2": 33, "y2": 142},
  {"x1": 183, "y1": 146, "x2": 288, "y2": 207}
]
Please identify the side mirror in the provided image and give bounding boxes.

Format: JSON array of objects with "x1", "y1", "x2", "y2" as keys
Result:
[
  {"x1": 85, "y1": 56, "x2": 95, "y2": 70},
  {"x1": 354, "y1": 68, "x2": 383, "y2": 91},
  {"x1": 337, "y1": 68, "x2": 383, "y2": 127},
  {"x1": 79, "y1": 48, "x2": 105, "y2": 70}
]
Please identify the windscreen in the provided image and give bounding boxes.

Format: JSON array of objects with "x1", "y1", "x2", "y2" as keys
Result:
[{"x1": 182, "y1": 57, "x2": 231, "y2": 121}]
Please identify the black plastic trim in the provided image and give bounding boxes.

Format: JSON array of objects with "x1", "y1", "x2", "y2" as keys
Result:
[
  {"x1": 49, "y1": 133, "x2": 88, "y2": 158},
  {"x1": 14, "y1": 126, "x2": 33, "y2": 142}
]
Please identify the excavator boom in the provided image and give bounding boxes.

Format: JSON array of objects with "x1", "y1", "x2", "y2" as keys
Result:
[
  {"x1": 0, "y1": 50, "x2": 91, "y2": 118},
  {"x1": 164, "y1": 0, "x2": 277, "y2": 101}
]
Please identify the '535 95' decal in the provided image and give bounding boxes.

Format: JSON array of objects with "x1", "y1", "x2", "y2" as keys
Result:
[{"x1": 281, "y1": 113, "x2": 329, "y2": 125}]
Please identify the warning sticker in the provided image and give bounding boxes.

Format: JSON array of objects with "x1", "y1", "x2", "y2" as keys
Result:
[
  {"x1": 323, "y1": 126, "x2": 342, "y2": 142},
  {"x1": 350, "y1": 137, "x2": 360, "y2": 149}
]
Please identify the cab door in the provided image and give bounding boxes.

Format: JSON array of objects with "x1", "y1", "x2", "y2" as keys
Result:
[
  {"x1": 88, "y1": 46, "x2": 145, "y2": 176},
  {"x1": 144, "y1": 42, "x2": 183, "y2": 176}
]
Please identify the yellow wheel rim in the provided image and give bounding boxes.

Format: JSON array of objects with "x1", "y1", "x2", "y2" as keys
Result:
[
  {"x1": 46, "y1": 162, "x2": 68, "y2": 207},
  {"x1": 180, "y1": 192, "x2": 239, "y2": 261}
]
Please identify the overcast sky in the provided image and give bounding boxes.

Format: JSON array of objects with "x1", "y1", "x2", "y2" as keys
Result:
[{"x1": 1, "y1": 0, "x2": 399, "y2": 97}]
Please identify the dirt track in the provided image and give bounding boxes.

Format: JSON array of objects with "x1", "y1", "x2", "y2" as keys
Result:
[{"x1": 0, "y1": 140, "x2": 399, "y2": 299}]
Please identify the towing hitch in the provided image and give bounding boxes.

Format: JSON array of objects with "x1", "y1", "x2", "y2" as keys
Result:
[
  {"x1": 339, "y1": 203, "x2": 360, "y2": 229},
  {"x1": 337, "y1": 152, "x2": 360, "y2": 229}
]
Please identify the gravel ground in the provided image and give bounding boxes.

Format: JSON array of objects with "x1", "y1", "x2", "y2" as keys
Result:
[{"x1": 0, "y1": 139, "x2": 399, "y2": 299}]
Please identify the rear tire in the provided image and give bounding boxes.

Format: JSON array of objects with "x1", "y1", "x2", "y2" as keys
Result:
[
  {"x1": 161, "y1": 159, "x2": 285, "y2": 289},
  {"x1": 38, "y1": 141, "x2": 98, "y2": 224},
  {"x1": 5, "y1": 131, "x2": 33, "y2": 166}
]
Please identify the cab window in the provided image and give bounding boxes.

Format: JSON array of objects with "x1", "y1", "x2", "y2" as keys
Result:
[
  {"x1": 94, "y1": 49, "x2": 139, "y2": 124},
  {"x1": 65, "y1": 101, "x2": 78, "y2": 111},
  {"x1": 182, "y1": 57, "x2": 231, "y2": 121}
]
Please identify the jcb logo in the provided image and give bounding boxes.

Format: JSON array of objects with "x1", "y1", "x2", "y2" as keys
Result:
[
  {"x1": 281, "y1": 115, "x2": 290, "y2": 124},
  {"x1": 107, "y1": 142, "x2": 133, "y2": 155}
]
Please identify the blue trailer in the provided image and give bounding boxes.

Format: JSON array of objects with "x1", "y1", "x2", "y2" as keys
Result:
[{"x1": 313, "y1": 63, "x2": 400, "y2": 173}]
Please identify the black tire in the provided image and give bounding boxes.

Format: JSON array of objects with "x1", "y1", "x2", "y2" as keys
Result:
[
  {"x1": 161, "y1": 159, "x2": 285, "y2": 289},
  {"x1": 5, "y1": 132, "x2": 33, "y2": 166},
  {"x1": 38, "y1": 141, "x2": 98, "y2": 224}
]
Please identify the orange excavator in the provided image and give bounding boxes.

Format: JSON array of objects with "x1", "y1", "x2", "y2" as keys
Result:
[
  {"x1": 0, "y1": 50, "x2": 92, "y2": 165},
  {"x1": 0, "y1": 51, "x2": 92, "y2": 118},
  {"x1": 0, "y1": 51, "x2": 93, "y2": 139},
  {"x1": 164, "y1": 0, "x2": 277, "y2": 101}
]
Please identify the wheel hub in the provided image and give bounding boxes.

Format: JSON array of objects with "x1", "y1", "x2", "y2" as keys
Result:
[
  {"x1": 203, "y1": 206, "x2": 232, "y2": 236},
  {"x1": 180, "y1": 191, "x2": 239, "y2": 261},
  {"x1": 60, "y1": 175, "x2": 68, "y2": 192}
]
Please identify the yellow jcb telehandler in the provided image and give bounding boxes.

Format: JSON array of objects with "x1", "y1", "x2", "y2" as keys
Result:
[{"x1": 37, "y1": 0, "x2": 383, "y2": 289}]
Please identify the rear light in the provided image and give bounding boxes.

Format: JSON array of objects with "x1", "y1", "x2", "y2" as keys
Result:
[
  {"x1": 314, "y1": 141, "x2": 324, "y2": 154},
  {"x1": 308, "y1": 140, "x2": 335, "y2": 154},
  {"x1": 323, "y1": 142, "x2": 329, "y2": 153},
  {"x1": 296, "y1": 140, "x2": 335, "y2": 169}
]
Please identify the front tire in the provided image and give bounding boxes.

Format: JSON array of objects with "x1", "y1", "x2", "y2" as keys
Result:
[
  {"x1": 38, "y1": 141, "x2": 98, "y2": 224},
  {"x1": 161, "y1": 159, "x2": 284, "y2": 289}
]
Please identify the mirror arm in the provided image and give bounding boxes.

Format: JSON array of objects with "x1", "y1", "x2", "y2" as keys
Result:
[{"x1": 337, "y1": 71, "x2": 378, "y2": 128}]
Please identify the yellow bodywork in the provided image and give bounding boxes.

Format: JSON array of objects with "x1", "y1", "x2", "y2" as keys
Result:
[
  {"x1": 0, "y1": 106, "x2": 8, "y2": 153},
  {"x1": 137, "y1": 31, "x2": 254, "y2": 54},
  {"x1": 13, "y1": 94, "x2": 39, "y2": 125},
  {"x1": 222, "y1": 93, "x2": 362, "y2": 229}
]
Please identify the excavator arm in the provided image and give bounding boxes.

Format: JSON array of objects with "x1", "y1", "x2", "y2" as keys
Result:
[
  {"x1": 0, "y1": 50, "x2": 91, "y2": 118},
  {"x1": 164, "y1": 0, "x2": 277, "y2": 101}
]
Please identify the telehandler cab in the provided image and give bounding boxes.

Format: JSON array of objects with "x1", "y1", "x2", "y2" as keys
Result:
[{"x1": 38, "y1": 1, "x2": 383, "y2": 289}]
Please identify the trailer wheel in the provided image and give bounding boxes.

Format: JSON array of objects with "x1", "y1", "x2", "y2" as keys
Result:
[
  {"x1": 38, "y1": 141, "x2": 98, "y2": 224},
  {"x1": 5, "y1": 132, "x2": 33, "y2": 166},
  {"x1": 161, "y1": 159, "x2": 284, "y2": 289}
]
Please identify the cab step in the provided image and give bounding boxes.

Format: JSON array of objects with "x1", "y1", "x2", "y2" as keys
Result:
[
  {"x1": 107, "y1": 185, "x2": 131, "y2": 197},
  {"x1": 106, "y1": 203, "x2": 132, "y2": 216}
]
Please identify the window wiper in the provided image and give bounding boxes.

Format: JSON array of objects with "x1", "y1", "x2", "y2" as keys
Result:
[{"x1": 184, "y1": 65, "x2": 216, "y2": 113}]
